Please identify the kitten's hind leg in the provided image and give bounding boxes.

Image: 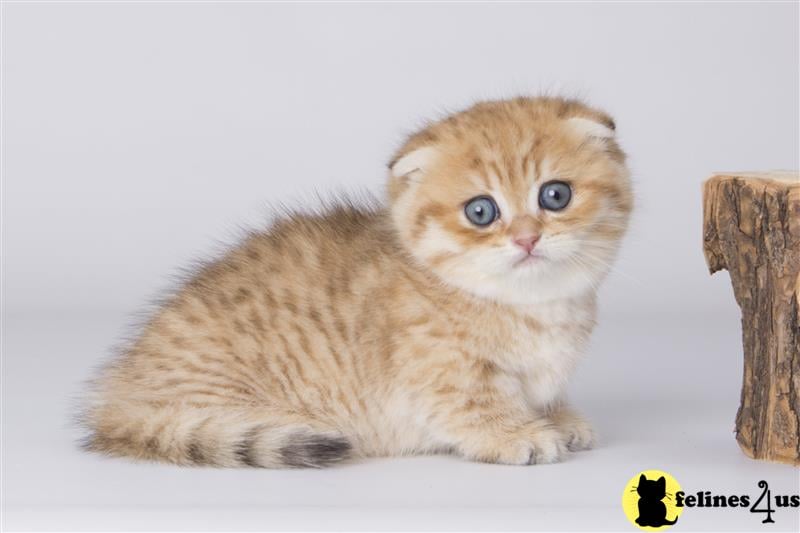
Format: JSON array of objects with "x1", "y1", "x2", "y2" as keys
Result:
[{"x1": 548, "y1": 404, "x2": 595, "y2": 452}]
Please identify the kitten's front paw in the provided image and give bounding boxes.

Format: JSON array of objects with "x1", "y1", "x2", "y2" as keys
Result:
[
  {"x1": 556, "y1": 415, "x2": 595, "y2": 452},
  {"x1": 525, "y1": 425, "x2": 568, "y2": 464},
  {"x1": 466, "y1": 424, "x2": 567, "y2": 465}
]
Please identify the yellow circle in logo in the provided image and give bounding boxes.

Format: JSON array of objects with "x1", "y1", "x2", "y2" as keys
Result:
[{"x1": 622, "y1": 470, "x2": 684, "y2": 531}]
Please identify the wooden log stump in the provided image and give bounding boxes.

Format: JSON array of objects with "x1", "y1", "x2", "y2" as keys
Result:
[{"x1": 703, "y1": 171, "x2": 800, "y2": 465}]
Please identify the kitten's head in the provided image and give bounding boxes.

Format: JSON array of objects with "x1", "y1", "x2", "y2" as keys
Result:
[
  {"x1": 387, "y1": 97, "x2": 633, "y2": 305},
  {"x1": 637, "y1": 475, "x2": 667, "y2": 499}
]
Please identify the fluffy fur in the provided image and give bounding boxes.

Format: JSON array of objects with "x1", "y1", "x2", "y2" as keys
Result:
[{"x1": 82, "y1": 96, "x2": 633, "y2": 467}]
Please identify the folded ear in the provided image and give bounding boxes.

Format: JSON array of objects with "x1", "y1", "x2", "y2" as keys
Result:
[
  {"x1": 567, "y1": 116, "x2": 616, "y2": 141},
  {"x1": 389, "y1": 146, "x2": 438, "y2": 182}
]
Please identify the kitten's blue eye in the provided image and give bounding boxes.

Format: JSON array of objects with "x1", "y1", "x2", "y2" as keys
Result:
[
  {"x1": 538, "y1": 181, "x2": 572, "y2": 211},
  {"x1": 464, "y1": 196, "x2": 499, "y2": 227}
]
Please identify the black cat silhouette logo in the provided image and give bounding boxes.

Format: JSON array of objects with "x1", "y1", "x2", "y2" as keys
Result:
[{"x1": 622, "y1": 470, "x2": 684, "y2": 530}]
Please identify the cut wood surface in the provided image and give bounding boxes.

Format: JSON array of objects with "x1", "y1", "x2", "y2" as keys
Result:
[{"x1": 703, "y1": 171, "x2": 800, "y2": 465}]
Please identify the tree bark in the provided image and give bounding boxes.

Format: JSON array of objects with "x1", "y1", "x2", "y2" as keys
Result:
[{"x1": 703, "y1": 171, "x2": 800, "y2": 465}]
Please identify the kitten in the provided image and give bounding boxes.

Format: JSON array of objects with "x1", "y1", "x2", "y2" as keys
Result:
[
  {"x1": 636, "y1": 475, "x2": 678, "y2": 527},
  {"x1": 82, "y1": 96, "x2": 633, "y2": 467}
]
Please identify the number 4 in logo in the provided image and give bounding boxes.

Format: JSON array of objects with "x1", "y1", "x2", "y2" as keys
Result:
[{"x1": 750, "y1": 481, "x2": 775, "y2": 524}]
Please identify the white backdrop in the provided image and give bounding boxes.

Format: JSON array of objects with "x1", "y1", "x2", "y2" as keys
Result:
[
  {"x1": 3, "y1": 3, "x2": 799, "y2": 531},
  {"x1": 5, "y1": 2, "x2": 798, "y2": 316}
]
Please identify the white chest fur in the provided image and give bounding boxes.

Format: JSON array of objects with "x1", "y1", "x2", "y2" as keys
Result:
[{"x1": 495, "y1": 295, "x2": 597, "y2": 410}]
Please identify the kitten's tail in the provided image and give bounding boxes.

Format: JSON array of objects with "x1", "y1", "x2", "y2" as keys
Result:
[
  {"x1": 663, "y1": 517, "x2": 678, "y2": 525},
  {"x1": 81, "y1": 401, "x2": 352, "y2": 468}
]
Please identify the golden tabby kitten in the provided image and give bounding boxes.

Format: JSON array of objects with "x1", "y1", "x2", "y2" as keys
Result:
[{"x1": 83, "y1": 97, "x2": 632, "y2": 467}]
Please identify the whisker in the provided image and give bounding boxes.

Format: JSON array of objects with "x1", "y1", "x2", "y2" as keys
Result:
[
  {"x1": 565, "y1": 255, "x2": 601, "y2": 291},
  {"x1": 567, "y1": 250, "x2": 643, "y2": 286}
]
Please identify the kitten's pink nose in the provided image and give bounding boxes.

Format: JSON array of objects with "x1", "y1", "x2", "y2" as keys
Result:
[{"x1": 513, "y1": 234, "x2": 540, "y2": 254}]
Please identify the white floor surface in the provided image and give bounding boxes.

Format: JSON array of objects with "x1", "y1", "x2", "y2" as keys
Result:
[{"x1": 3, "y1": 309, "x2": 799, "y2": 531}]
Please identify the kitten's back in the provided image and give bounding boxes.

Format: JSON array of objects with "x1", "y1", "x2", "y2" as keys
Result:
[{"x1": 83, "y1": 203, "x2": 396, "y2": 467}]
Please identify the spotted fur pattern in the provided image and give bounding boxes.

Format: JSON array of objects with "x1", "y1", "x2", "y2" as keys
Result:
[{"x1": 82, "y1": 97, "x2": 633, "y2": 467}]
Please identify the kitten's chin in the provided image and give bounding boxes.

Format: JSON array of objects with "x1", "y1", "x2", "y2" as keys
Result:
[{"x1": 432, "y1": 258, "x2": 606, "y2": 307}]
